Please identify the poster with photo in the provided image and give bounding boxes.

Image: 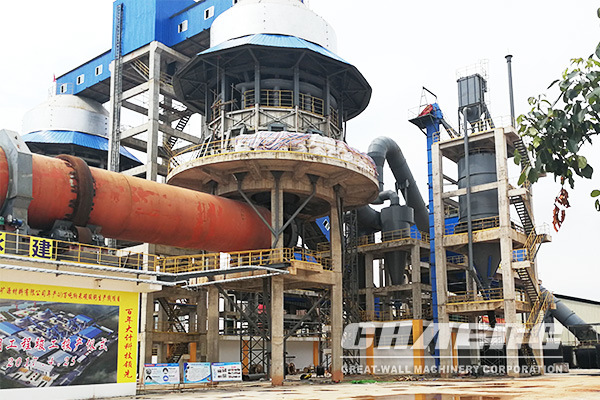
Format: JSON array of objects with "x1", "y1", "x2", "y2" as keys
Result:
[
  {"x1": 144, "y1": 363, "x2": 180, "y2": 385},
  {"x1": 210, "y1": 362, "x2": 242, "y2": 382}
]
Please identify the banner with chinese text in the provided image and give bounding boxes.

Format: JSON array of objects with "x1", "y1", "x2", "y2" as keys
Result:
[{"x1": 0, "y1": 281, "x2": 138, "y2": 389}]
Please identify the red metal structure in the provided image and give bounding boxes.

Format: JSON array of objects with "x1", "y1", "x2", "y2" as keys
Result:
[{"x1": 0, "y1": 149, "x2": 271, "y2": 252}]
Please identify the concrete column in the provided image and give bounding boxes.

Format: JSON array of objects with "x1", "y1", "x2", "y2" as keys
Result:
[
  {"x1": 197, "y1": 290, "x2": 207, "y2": 361},
  {"x1": 146, "y1": 42, "x2": 161, "y2": 181},
  {"x1": 137, "y1": 292, "x2": 155, "y2": 378},
  {"x1": 365, "y1": 252, "x2": 375, "y2": 320},
  {"x1": 270, "y1": 276, "x2": 285, "y2": 385},
  {"x1": 432, "y1": 141, "x2": 452, "y2": 375},
  {"x1": 411, "y1": 244, "x2": 422, "y2": 319},
  {"x1": 329, "y1": 196, "x2": 344, "y2": 382},
  {"x1": 270, "y1": 175, "x2": 285, "y2": 386},
  {"x1": 494, "y1": 129, "x2": 520, "y2": 376},
  {"x1": 206, "y1": 286, "x2": 220, "y2": 362}
]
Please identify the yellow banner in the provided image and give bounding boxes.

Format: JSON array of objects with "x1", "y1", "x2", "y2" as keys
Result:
[{"x1": 0, "y1": 281, "x2": 138, "y2": 384}]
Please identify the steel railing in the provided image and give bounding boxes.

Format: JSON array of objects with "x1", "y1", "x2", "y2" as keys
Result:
[
  {"x1": 0, "y1": 231, "x2": 332, "y2": 275},
  {"x1": 0, "y1": 231, "x2": 158, "y2": 270},
  {"x1": 447, "y1": 288, "x2": 528, "y2": 305},
  {"x1": 241, "y1": 89, "x2": 325, "y2": 116},
  {"x1": 159, "y1": 247, "x2": 332, "y2": 274},
  {"x1": 444, "y1": 216, "x2": 526, "y2": 236},
  {"x1": 357, "y1": 227, "x2": 430, "y2": 247}
]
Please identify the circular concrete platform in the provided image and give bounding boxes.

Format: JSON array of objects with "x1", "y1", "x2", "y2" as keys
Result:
[{"x1": 167, "y1": 141, "x2": 378, "y2": 217}]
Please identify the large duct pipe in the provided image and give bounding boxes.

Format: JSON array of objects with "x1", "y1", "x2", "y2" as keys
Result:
[
  {"x1": 0, "y1": 149, "x2": 271, "y2": 253},
  {"x1": 367, "y1": 137, "x2": 428, "y2": 232},
  {"x1": 548, "y1": 291, "x2": 599, "y2": 343}
]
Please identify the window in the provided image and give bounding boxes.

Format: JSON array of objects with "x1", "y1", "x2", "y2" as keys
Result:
[
  {"x1": 60, "y1": 84, "x2": 68, "y2": 94},
  {"x1": 204, "y1": 6, "x2": 214, "y2": 20},
  {"x1": 76, "y1": 74, "x2": 84, "y2": 85},
  {"x1": 178, "y1": 20, "x2": 188, "y2": 33},
  {"x1": 95, "y1": 65, "x2": 103, "y2": 76}
]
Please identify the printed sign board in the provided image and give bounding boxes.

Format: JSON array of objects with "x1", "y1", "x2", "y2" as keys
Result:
[
  {"x1": 0, "y1": 281, "x2": 138, "y2": 389},
  {"x1": 183, "y1": 362, "x2": 212, "y2": 383},
  {"x1": 211, "y1": 362, "x2": 242, "y2": 382},
  {"x1": 144, "y1": 363, "x2": 180, "y2": 385}
]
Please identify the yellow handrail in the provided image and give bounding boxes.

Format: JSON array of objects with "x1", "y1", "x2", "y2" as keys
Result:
[
  {"x1": 159, "y1": 247, "x2": 332, "y2": 274},
  {"x1": 357, "y1": 227, "x2": 429, "y2": 247},
  {"x1": 0, "y1": 231, "x2": 158, "y2": 271}
]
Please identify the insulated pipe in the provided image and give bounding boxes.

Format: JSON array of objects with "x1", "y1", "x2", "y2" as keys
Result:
[
  {"x1": 367, "y1": 137, "x2": 428, "y2": 232},
  {"x1": 547, "y1": 289, "x2": 600, "y2": 343},
  {"x1": 0, "y1": 150, "x2": 271, "y2": 253}
]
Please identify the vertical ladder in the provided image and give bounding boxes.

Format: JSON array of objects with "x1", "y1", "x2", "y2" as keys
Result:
[
  {"x1": 342, "y1": 210, "x2": 362, "y2": 369},
  {"x1": 109, "y1": 3, "x2": 124, "y2": 173}
]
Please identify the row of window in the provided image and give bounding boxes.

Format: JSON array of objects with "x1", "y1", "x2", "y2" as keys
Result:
[
  {"x1": 60, "y1": 1, "x2": 238, "y2": 93},
  {"x1": 178, "y1": 4, "x2": 217, "y2": 33}
]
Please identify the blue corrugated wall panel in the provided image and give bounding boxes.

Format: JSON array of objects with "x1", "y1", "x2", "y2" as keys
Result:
[
  {"x1": 57, "y1": 0, "x2": 234, "y2": 95},
  {"x1": 55, "y1": 51, "x2": 111, "y2": 95},
  {"x1": 113, "y1": 0, "x2": 157, "y2": 58},
  {"x1": 164, "y1": 0, "x2": 233, "y2": 47}
]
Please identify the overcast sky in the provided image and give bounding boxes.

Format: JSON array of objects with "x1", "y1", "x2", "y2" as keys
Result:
[{"x1": 0, "y1": 1, "x2": 598, "y2": 301}]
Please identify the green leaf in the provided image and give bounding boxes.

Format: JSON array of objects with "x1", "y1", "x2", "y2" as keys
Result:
[
  {"x1": 514, "y1": 149, "x2": 522, "y2": 165},
  {"x1": 581, "y1": 164, "x2": 594, "y2": 178},
  {"x1": 528, "y1": 167, "x2": 539, "y2": 183},
  {"x1": 566, "y1": 89, "x2": 579, "y2": 100},
  {"x1": 567, "y1": 138, "x2": 579, "y2": 153},
  {"x1": 591, "y1": 189, "x2": 600, "y2": 197},
  {"x1": 596, "y1": 42, "x2": 600, "y2": 60},
  {"x1": 518, "y1": 170, "x2": 528, "y2": 186},
  {"x1": 597, "y1": 7, "x2": 600, "y2": 18},
  {"x1": 547, "y1": 79, "x2": 560, "y2": 89},
  {"x1": 578, "y1": 155, "x2": 588, "y2": 169}
]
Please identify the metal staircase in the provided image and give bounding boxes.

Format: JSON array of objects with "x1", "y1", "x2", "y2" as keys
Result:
[
  {"x1": 342, "y1": 210, "x2": 362, "y2": 370},
  {"x1": 510, "y1": 137, "x2": 551, "y2": 374},
  {"x1": 157, "y1": 297, "x2": 190, "y2": 363},
  {"x1": 169, "y1": 343, "x2": 189, "y2": 363},
  {"x1": 157, "y1": 297, "x2": 187, "y2": 333},
  {"x1": 510, "y1": 195, "x2": 535, "y2": 235},
  {"x1": 520, "y1": 290, "x2": 553, "y2": 374}
]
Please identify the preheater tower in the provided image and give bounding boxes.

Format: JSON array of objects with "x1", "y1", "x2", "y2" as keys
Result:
[{"x1": 167, "y1": 0, "x2": 378, "y2": 384}]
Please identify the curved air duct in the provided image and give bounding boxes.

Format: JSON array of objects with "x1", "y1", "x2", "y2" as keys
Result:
[
  {"x1": 0, "y1": 150, "x2": 272, "y2": 253},
  {"x1": 367, "y1": 137, "x2": 428, "y2": 232},
  {"x1": 546, "y1": 289, "x2": 600, "y2": 343}
]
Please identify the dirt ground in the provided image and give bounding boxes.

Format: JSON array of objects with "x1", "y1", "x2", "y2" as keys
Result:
[{"x1": 121, "y1": 370, "x2": 600, "y2": 399}]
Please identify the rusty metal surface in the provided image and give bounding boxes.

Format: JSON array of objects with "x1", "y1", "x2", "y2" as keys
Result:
[
  {"x1": 56, "y1": 154, "x2": 95, "y2": 226},
  {"x1": 0, "y1": 152, "x2": 272, "y2": 252}
]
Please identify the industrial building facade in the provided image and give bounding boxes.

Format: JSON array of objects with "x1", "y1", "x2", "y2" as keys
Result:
[{"x1": 0, "y1": 1, "x2": 599, "y2": 399}]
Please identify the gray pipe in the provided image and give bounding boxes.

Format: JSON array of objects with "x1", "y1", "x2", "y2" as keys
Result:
[
  {"x1": 367, "y1": 137, "x2": 428, "y2": 232},
  {"x1": 356, "y1": 205, "x2": 382, "y2": 235},
  {"x1": 377, "y1": 190, "x2": 400, "y2": 206},
  {"x1": 506, "y1": 55, "x2": 516, "y2": 127},
  {"x1": 547, "y1": 290, "x2": 599, "y2": 343}
]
